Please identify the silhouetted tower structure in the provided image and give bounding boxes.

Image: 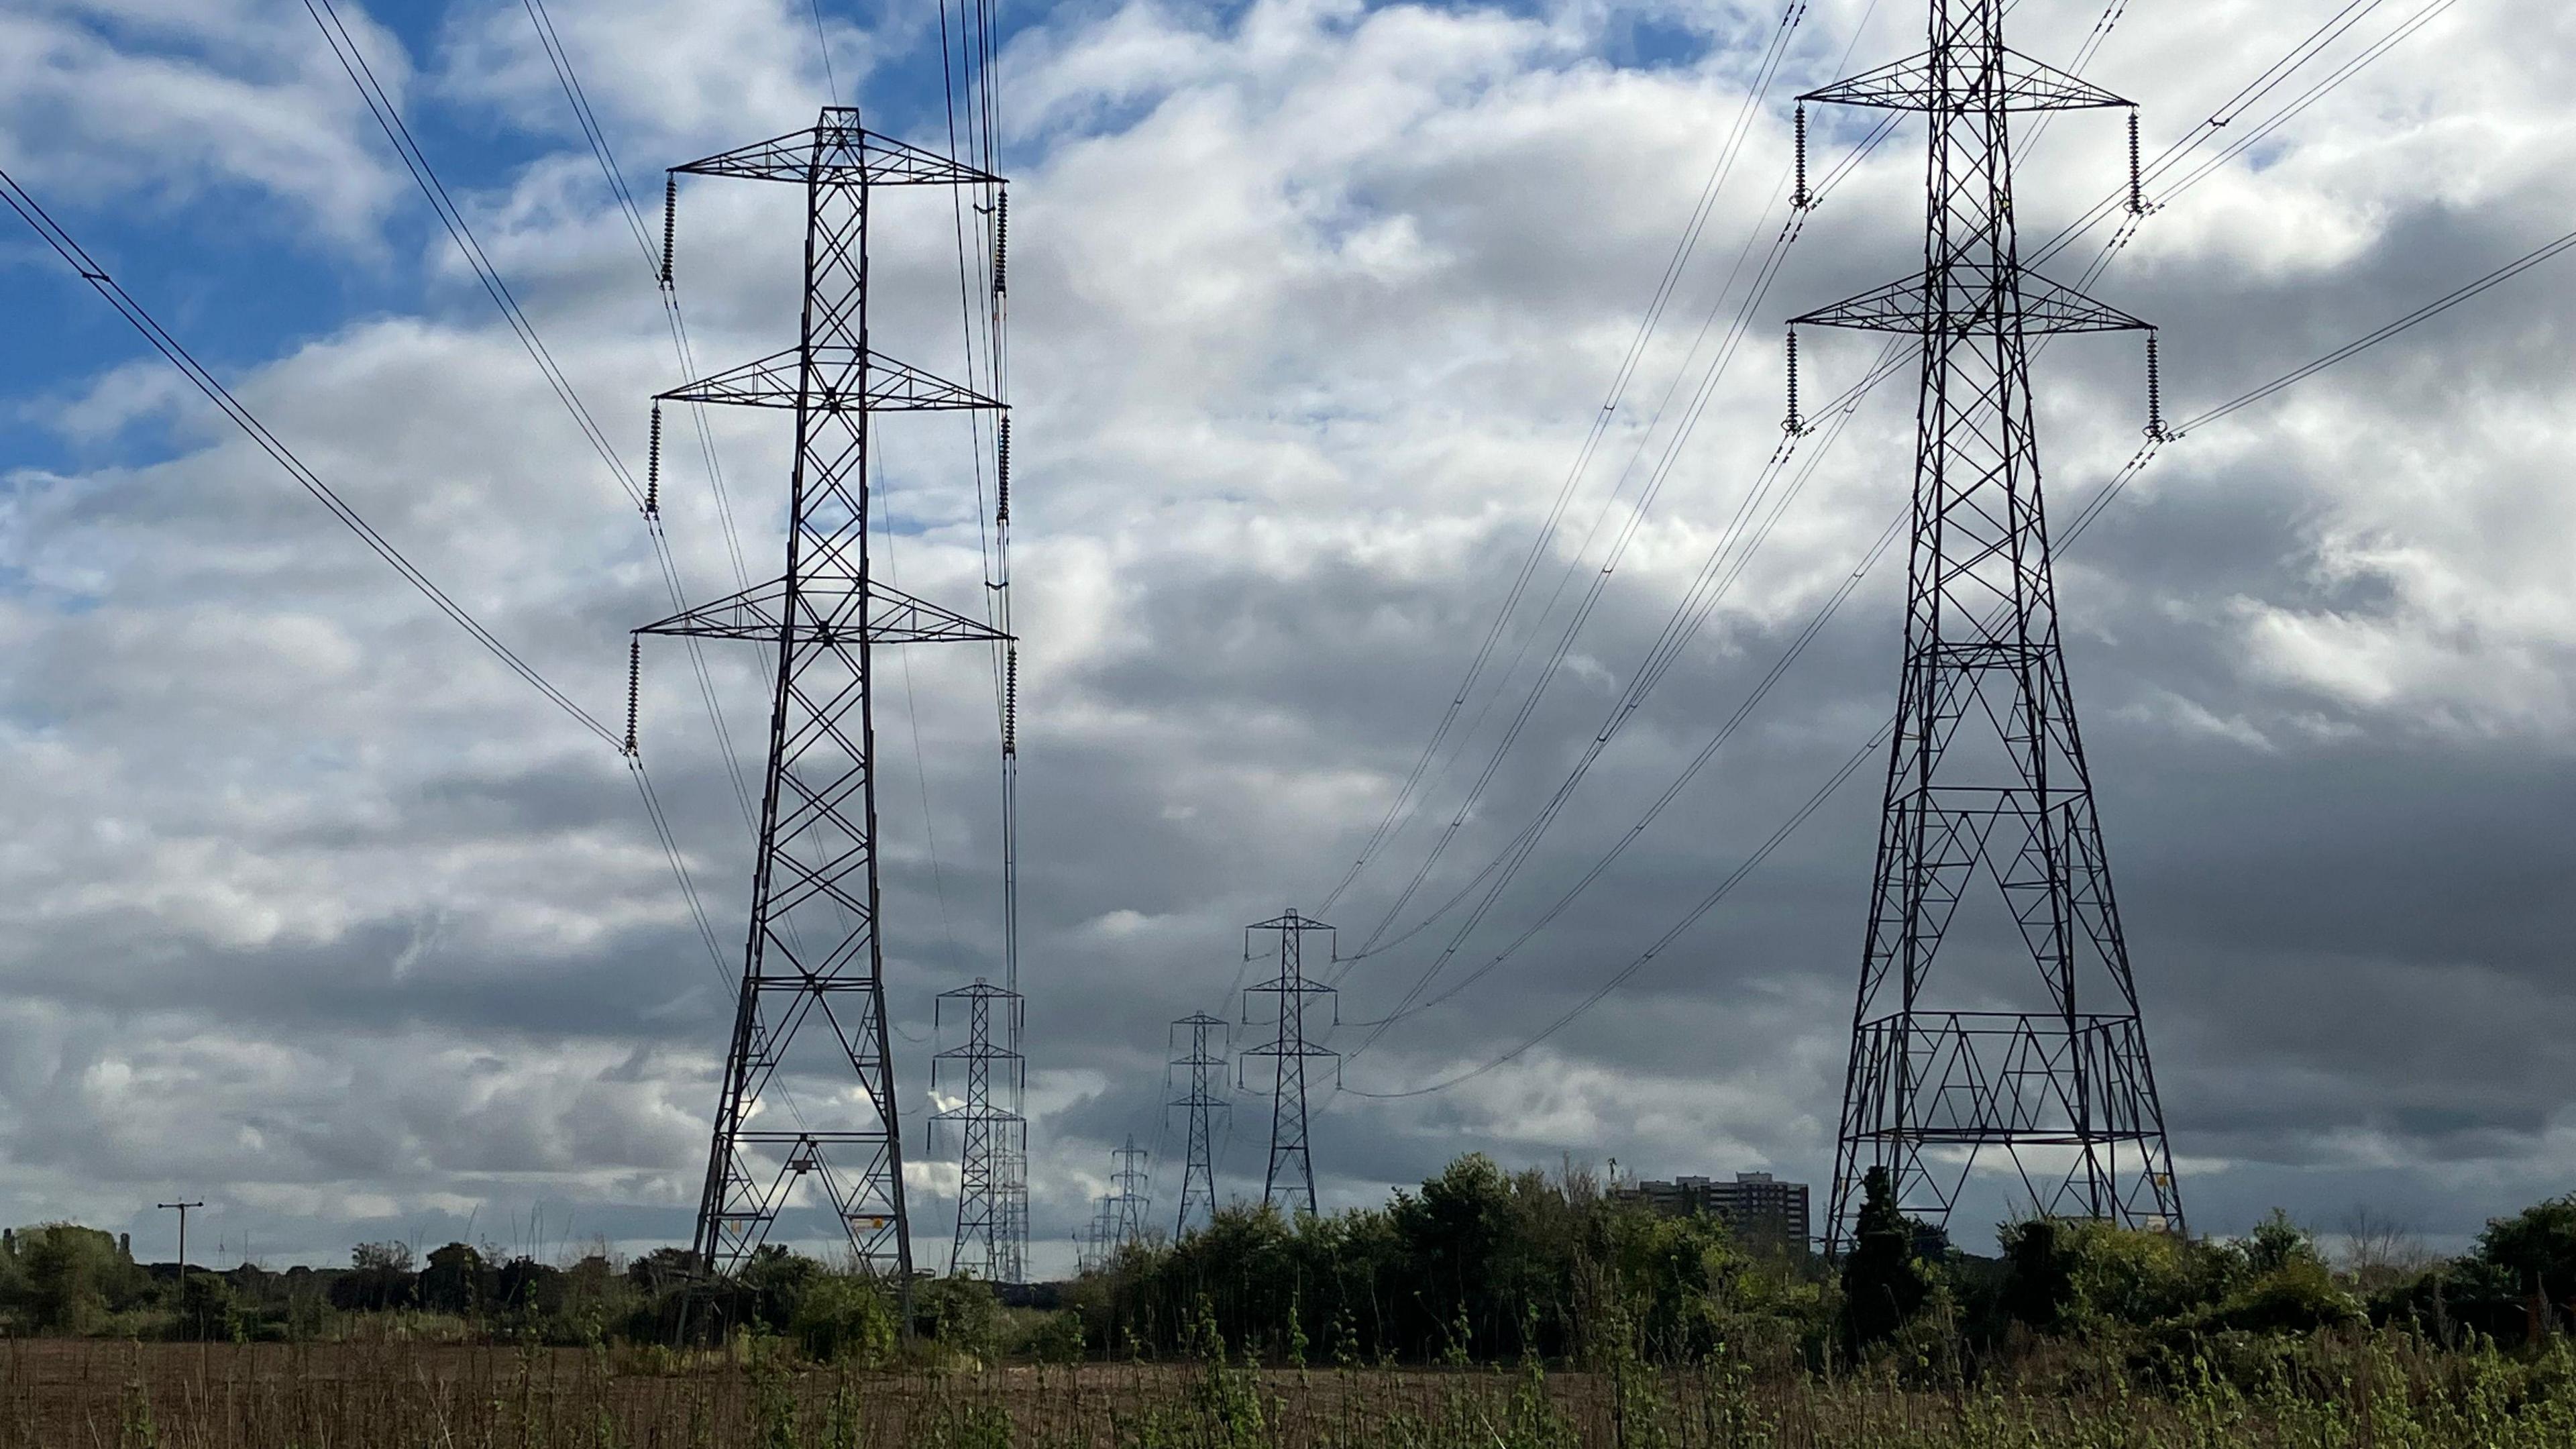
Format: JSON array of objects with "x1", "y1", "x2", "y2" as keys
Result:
[
  {"x1": 1167, "y1": 1012, "x2": 1229, "y2": 1236},
  {"x1": 1078, "y1": 1194, "x2": 1116, "y2": 1273},
  {"x1": 931, "y1": 979, "x2": 1024, "y2": 1280},
  {"x1": 637, "y1": 110, "x2": 1010, "y2": 1281},
  {"x1": 1790, "y1": 1, "x2": 2184, "y2": 1254},
  {"x1": 1241, "y1": 910, "x2": 1338, "y2": 1216},
  {"x1": 1109, "y1": 1136, "x2": 1152, "y2": 1246},
  {"x1": 992, "y1": 1144, "x2": 1027, "y2": 1285}
]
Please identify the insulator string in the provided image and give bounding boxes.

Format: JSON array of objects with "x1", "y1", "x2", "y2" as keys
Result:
[
  {"x1": 992, "y1": 190, "x2": 1008, "y2": 297},
  {"x1": 659, "y1": 174, "x2": 676, "y2": 286},
  {"x1": 1003, "y1": 647, "x2": 1019, "y2": 757},
  {"x1": 996, "y1": 415, "x2": 1011, "y2": 523},
  {"x1": 1783, "y1": 327, "x2": 1801, "y2": 435},
  {"x1": 2145, "y1": 331, "x2": 2165, "y2": 440},
  {"x1": 1792, "y1": 103, "x2": 1810, "y2": 211},
  {"x1": 2127, "y1": 108, "x2": 2144, "y2": 217},
  {"x1": 645, "y1": 402, "x2": 662, "y2": 519},
  {"x1": 623, "y1": 637, "x2": 641, "y2": 757}
]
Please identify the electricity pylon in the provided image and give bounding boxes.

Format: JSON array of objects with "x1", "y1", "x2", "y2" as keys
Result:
[
  {"x1": 1791, "y1": 1, "x2": 2184, "y2": 1255},
  {"x1": 1241, "y1": 910, "x2": 1338, "y2": 1216},
  {"x1": 931, "y1": 979, "x2": 1024, "y2": 1280},
  {"x1": 637, "y1": 109, "x2": 1010, "y2": 1283},
  {"x1": 1168, "y1": 1012, "x2": 1229, "y2": 1236},
  {"x1": 1078, "y1": 1195, "x2": 1116, "y2": 1273},
  {"x1": 1109, "y1": 1136, "x2": 1152, "y2": 1246}
]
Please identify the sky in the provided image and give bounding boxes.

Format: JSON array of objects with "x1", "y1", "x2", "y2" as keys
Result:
[{"x1": 1, "y1": 0, "x2": 2571, "y2": 1277}]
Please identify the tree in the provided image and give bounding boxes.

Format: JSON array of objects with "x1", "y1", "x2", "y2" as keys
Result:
[
  {"x1": 1839, "y1": 1167, "x2": 1928, "y2": 1354},
  {"x1": 9, "y1": 1224, "x2": 148, "y2": 1332},
  {"x1": 2473, "y1": 1192, "x2": 2576, "y2": 1335},
  {"x1": 420, "y1": 1242, "x2": 490, "y2": 1316},
  {"x1": 330, "y1": 1241, "x2": 417, "y2": 1311},
  {"x1": 1393, "y1": 1154, "x2": 1515, "y2": 1356}
]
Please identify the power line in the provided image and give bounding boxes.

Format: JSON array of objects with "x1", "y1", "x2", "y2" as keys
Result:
[
  {"x1": 304, "y1": 0, "x2": 641, "y2": 511},
  {"x1": 0, "y1": 162, "x2": 750, "y2": 1004},
  {"x1": 1332, "y1": 0, "x2": 2452, "y2": 1006},
  {"x1": 1316, "y1": 0, "x2": 1825, "y2": 918},
  {"x1": 0, "y1": 166, "x2": 617, "y2": 750},
  {"x1": 1344, "y1": 214, "x2": 2576, "y2": 1098}
]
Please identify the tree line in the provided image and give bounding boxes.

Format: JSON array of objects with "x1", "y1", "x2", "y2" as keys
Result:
[
  {"x1": 0, "y1": 1156, "x2": 2568, "y2": 1382},
  {"x1": 1069, "y1": 1155, "x2": 2576, "y2": 1379}
]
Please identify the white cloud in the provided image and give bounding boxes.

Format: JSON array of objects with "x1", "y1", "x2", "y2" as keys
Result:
[{"x1": 4, "y1": 0, "x2": 2575, "y2": 1268}]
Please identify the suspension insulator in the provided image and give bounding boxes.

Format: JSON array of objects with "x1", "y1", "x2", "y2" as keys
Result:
[
  {"x1": 1784, "y1": 327, "x2": 1802, "y2": 435},
  {"x1": 992, "y1": 190, "x2": 1009, "y2": 297},
  {"x1": 996, "y1": 415, "x2": 1012, "y2": 523},
  {"x1": 624, "y1": 637, "x2": 641, "y2": 757},
  {"x1": 1004, "y1": 647, "x2": 1019, "y2": 757},
  {"x1": 645, "y1": 404, "x2": 663, "y2": 519},
  {"x1": 2127, "y1": 109, "x2": 2144, "y2": 217},
  {"x1": 660, "y1": 174, "x2": 677, "y2": 286},
  {"x1": 2145, "y1": 331, "x2": 2166, "y2": 441},
  {"x1": 1792, "y1": 104, "x2": 1811, "y2": 211}
]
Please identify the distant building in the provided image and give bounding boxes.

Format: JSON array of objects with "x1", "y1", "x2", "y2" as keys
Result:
[{"x1": 1612, "y1": 1171, "x2": 1811, "y2": 1253}]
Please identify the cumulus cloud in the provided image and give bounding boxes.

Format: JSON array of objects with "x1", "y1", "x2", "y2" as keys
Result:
[{"x1": 1, "y1": 0, "x2": 2572, "y2": 1275}]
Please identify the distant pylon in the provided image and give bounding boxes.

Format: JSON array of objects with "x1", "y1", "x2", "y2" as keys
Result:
[
  {"x1": 1109, "y1": 1136, "x2": 1152, "y2": 1246},
  {"x1": 1241, "y1": 910, "x2": 1338, "y2": 1216},
  {"x1": 930, "y1": 979, "x2": 1024, "y2": 1280},
  {"x1": 1792, "y1": 1, "x2": 2185, "y2": 1254},
  {"x1": 1079, "y1": 1193, "x2": 1116, "y2": 1273},
  {"x1": 992, "y1": 1145, "x2": 1027, "y2": 1285},
  {"x1": 1168, "y1": 1012, "x2": 1229, "y2": 1236},
  {"x1": 637, "y1": 110, "x2": 1011, "y2": 1283}
]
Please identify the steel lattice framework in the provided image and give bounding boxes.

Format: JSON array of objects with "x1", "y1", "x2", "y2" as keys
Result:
[
  {"x1": 1077, "y1": 1195, "x2": 1116, "y2": 1274},
  {"x1": 1793, "y1": 2, "x2": 2184, "y2": 1255},
  {"x1": 1168, "y1": 1012, "x2": 1229, "y2": 1236},
  {"x1": 1109, "y1": 1136, "x2": 1152, "y2": 1247},
  {"x1": 639, "y1": 109, "x2": 1008, "y2": 1282},
  {"x1": 932, "y1": 979, "x2": 1024, "y2": 1281},
  {"x1": 1241, "y1": 910, "x2": 1338, "y2": 1216}
]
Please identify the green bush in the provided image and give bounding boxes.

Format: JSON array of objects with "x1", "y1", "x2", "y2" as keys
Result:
[
  {"x1": 1018, "y1": 1307, "x2": 1085, "y2": 1364},
  {"x1": 789, "y1": 1273, "x2": 896, "y2": 1365},
  {"x1": 918, "y1": 1276, "x2": 1000, "y2": 1360},
  {"x1": 170, "y1": 1271, "x2": 241, "y2": 1341},
  {"x1": 2199, "y1": 1256, "x2": 2363, "y2": 1334},
  {"x1": 7, "y1": 1224, "x2": 150, "y2": 1333},
  {"x1": 1840, "y1": 1167, "x2": 1930, "y2": 1354}
]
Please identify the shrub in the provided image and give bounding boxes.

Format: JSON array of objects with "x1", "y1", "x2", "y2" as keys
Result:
[
  {"x1": 8, "y1": 1224, "x2": 150, "y2": 1333},
  {"x1": 789, "y1": 1273, "x2": 896, "y2": 1365},
  {"x1": 1019, "y1": 1307, "x2": 1086, "y2": 1364},
  {"x1": 2200, "y1": 1256, "x2": 2363, "y2": 1335},
  {"x1": 919, "y1": 1276, "x2": 1000, "y2": 1361}
]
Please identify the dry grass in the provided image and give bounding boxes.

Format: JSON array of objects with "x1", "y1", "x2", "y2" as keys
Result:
[{"x1": 0, "y1": 1335, "x2": 2568, "y2": 1447}]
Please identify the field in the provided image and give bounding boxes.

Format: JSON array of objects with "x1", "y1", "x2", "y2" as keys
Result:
[{"x1": 2, "y1": 1336, "x2": 2573, "y2": 1448}]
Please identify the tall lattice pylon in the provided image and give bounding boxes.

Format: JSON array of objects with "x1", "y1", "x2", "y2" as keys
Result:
[
  {"x1": 1792, "y1": 2, "x2": 2184, "y2": 1255},
  {"x1": 637, "y1": 109, "x2": 1009, "y2": 1282},
  {"x1": 1109, "y1": 1136, "x2": 1152, "y2": 1246},
  {"x1": 931, "y1": 979, "x2": 1024, "y2": 1280},
  {"x1": 1167, "y1": 1012, "x2": 1229, "y2": 1236},
  {"x1": 1077, "y1": 1195, "x2": 1116, "y2": 1274},
  {"x1": 1241, "y1": 910, "x2": 1338, "y2": 1216}
]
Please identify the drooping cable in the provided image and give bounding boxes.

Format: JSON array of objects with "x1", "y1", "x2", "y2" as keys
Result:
[
  {"x1": 1314, "y1": 0, "x2": 1824, "y2": 917},
  {"x1": 1332, "y1": 0, "x2": 2447, "y2": 983},
  {"x1": 0, "y1": 166, "x2": 618, "y2": 750},
  {"x1": 305, "y1": 0, "x2": 641, "y2": 511},
  {"x1": 1344, "y1": 221, "x2": 2576, "y2": 1096}
]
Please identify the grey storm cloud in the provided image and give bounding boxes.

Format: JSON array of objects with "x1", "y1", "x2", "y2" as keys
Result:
[{"x1": 1, "y1": 0, "x2": 2571, "y2": 1275}]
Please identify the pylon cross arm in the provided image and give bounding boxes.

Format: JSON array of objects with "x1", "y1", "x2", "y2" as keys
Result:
[
  {"x1": 659, "y1": 346, "x2": 1004, "y2": 413},
  {"x1": 674, "y1": 113, "x2": 1003, "y2": 188},
  {"x1": 637, "y1": 576, "x2": 1011, "y2": 645},
  {"x1": 1792, "y1": 271, "x2": 2149, "y2": 336},
  {"x1": 1801, "y1": 47, "x2": 2128, "y2": 112}
]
